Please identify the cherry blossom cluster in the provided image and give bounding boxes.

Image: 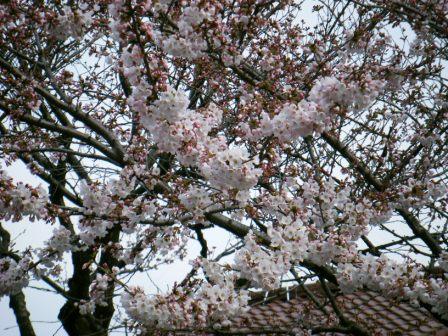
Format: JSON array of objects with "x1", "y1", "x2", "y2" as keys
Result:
[
  {"x1": 0, "y1": 169, "x2": 48, "y2": 222},
  {"x1": 108, "y1": 0, "x2": 126, "y2": 41},
  {"x1": 178, "y1": 185, "x2": 215, "y2": 219},
  {"x1": 201, "y1": 146, "x2": 261, "y2": 191},
  {"x1": 44, "y1": 227, "x2": 73, "y2": 256},
  {"x1": 409, "y1": 277, "x2": 448, "y2": 319},
  {"x1": 78, "y1": 168, "x2": 153, "y2": 244},
  {"x1": 155, "y1": 4, "x2": 210, "y2": 60},
  {"x1": 309, "y1": 75, "x2": 385, "y2": 112},
  {"x1": 243, "y1": 100, "x2": 325, "y2": 142},
  {"x1": 0, "y1": 257, "x2": 31, "y2": 297},
  {"x1": 110, "y1": 223, "x2": 190, "y2": 270},
  {"x1": 140, "y1": 87, "x2": 222, "y2": 167},
  {"x1": 242, "y1": 75, "x2": 384, "y2": 143},
  {"x1": 394, "y1": 178, "x2": 447, "y2": 210},
  {"x1": 235, "y1": 180, "x2": 384, "y2": 290},
  {"x1": 140, "y1": 86, "x2": 262, "y2": 192},
  {"x1": 234, "y1": 218, "x2": 358, "y2": 291},
  {"x1": 336, "y1": 254, "x2": 417, "y2": 296},
  {"x1": 265, "y1": 178, "x2": 379, "y2": 240},
  {"x1": 32, "y1": 227, "x2": 78, "y2": 280},
  {"x1": 79, "y1": 182, "x2": 124, "y2": 245},
  {"x1": 80, "y1": 178, "x2": 134, "y2": 217},
  {"x1": 77, "y1": 273, "x2": 112, "y2": 315},
  {"x1": 235, "y1": 231, "x2": 292, "y2": 290},
  {"x1": 122, "y1": 260, "x2": 249, "y2": 331},
  {"x1": 337, "y1": 254, "x2": 448, "y2": 319},
  {"x1": 52, "y1": 3, "x2": 95, "y2": 40},
  {"x1": 300, "y1": 179, "x2": 374, "y2": 234},
  {"x1": 78, "y1": 165, "x2": 191, "y2": 267},
  {"x1": 438, "y1": 251, "x2": 448, "y2": 273}
]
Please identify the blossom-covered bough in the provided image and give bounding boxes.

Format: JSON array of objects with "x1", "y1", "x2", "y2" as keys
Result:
[{"x1": 0, "y1": 0, "x2": 447, "y2": 335}]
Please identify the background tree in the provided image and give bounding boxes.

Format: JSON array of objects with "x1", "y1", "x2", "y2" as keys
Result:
[{"x1": 0, "y1": 0, "x2": 447, "y2": 335}]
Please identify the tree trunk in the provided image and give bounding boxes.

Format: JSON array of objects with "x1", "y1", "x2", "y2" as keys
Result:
[{"x1": 9, "y1": 291, "x2": 36, "y2": 336}]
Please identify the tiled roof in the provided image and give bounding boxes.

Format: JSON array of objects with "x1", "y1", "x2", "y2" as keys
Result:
[{"x1": 212, "y1": 285, "x2": 448, "y2": 335}]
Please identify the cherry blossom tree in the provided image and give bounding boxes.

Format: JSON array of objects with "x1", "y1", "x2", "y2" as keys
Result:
[{"x1": 0, "y1": 0, "x2": 447, "y2": 335}]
